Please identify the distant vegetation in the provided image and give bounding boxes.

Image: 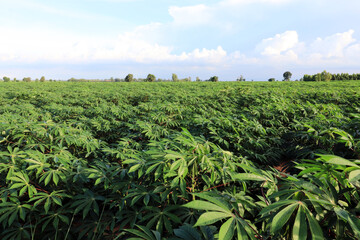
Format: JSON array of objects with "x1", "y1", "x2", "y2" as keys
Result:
[
  {"x1": 2, "y1": 70, "x2": 360, "y2": 82},
  {"x1": 302, "y1": 70, "x2": 360, "y2": 81}
]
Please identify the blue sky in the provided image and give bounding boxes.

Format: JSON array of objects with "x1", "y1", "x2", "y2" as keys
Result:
[{"x1": 1, "y1": 0, "x2": 360, "y2": 81}]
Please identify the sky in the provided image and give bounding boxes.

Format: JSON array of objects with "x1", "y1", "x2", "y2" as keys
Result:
[{"x1": 0, "y1": 0, "x2": 360, "y2": 81}]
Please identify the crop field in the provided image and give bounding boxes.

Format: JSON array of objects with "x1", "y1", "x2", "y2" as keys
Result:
[{"x1": 0, "y1": 81, "x2": 360, "y2": 239}]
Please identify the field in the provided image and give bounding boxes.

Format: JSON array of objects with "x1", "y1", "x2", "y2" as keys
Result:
[{"x1": 0, "y1": 81, "x2": 360, "y2": 239}]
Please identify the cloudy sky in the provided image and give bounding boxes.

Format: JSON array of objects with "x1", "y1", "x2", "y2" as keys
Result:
[{"x1": 1, "y1": 0, "x2": 359, "y2": 81}]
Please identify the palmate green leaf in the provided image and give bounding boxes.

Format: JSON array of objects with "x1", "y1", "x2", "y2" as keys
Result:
[
  {"x1": 39, "y1": 169, "x2": 64, "y2": 186},
  {"x1": 271, "y1": 203, "x2": 299, "y2": 233},
  {"x1": 231, "y1": 173, "x2": 267, "y2": 182},
  {"x1": 193, "y1": 193, "x2": 231, "y2": 212},
  {"x1": 304, "y1": 209, "x2": 323, "y2": 240},
  {"x1": 219, "y1": 218, "x2": 235, "y2": 240},
  {"x1": 259, "y1": 200, "x2": 298, "y2": 215},
  {"x1": 334, "y1": 207, "x2": 360, "y2": 237},
  {"x1": 170, "y1": 159, "x2": 182, "y2": 171},
  {"x1": 0, "y1": 202, "x2": 31, "y2": 227},
  {"x1": 318, "y1": 154, "x2": 358, "y2": 167},
  {"x1": 180, "y1": 178, "x2": 187, "y2": 196},
  {"x1": 8, "y1": 171, "x2": 37, "y2": 198},
  {"x1": 178, "y1": 160, "x2": 188, "y2": 178},
  {"x1": 293, "y1": 205, "x2": 307, "y2": 240},
  {"x1": 174, "y1": 224, "x2": 202, "y2": 240},
  {"x1": 128, "y1": 164, "x2": 142, "y2": 173},
  {"x1": 70, "y1": 191, "x2": 104, "y2": 219},
  {"x1": 183, "y1": 200, "x2": 229, "y2": 213},
  {"x1": 1, "y1": 223, "x2": 31, "y2": 240},
  {"x1": 124, "y1": 225, "x2": 161, "y2": 240},
  {"x1": 194, "y1": 212, "x2": 232, "y2": 227},
  {"x1": 171, "y1": 176, "x2": 180, "y2": 188},
  {"x1": 236, "y1": 221, "x2": 249, "y2": 240},
  {"x1": 348, "y1": 169, "x2": 360, "y2": 182}
]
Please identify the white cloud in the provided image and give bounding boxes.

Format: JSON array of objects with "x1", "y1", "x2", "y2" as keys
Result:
[
  {"x1": 256, "y1": 31, "x2": 300, "y2": 56},
  {"x1": 168, "y1": 4, "x2": 213, "y2": 26},
  {"x1": 0, "y1": 25, "x2": 229, "y2": 64},
  {"x1": 221, "y1": 0, "x2": 295, "y2": 6},
  {"x1": 309, "y1": 29, "x2": 356, "y2": 58},
  {"x1": 253, "y1": 29, "x2": 360, "y2": 66},
  {"x1": 179, "y1": 46, "x2": 227, "y2": 63},
  {"x1": 345, "y1": 43, "x2": 360, "y2": 60}
]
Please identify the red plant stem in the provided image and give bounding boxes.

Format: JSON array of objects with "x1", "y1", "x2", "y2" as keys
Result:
[
  {"x1": 233, "y1": 208, "x2": 264, "y2": 240},
  {"x1": 261, "y1": 181, "x2": 270, "y2": 206},
  {"x1": 200, "y1": 182, "x2": 230, "y2": 192}
]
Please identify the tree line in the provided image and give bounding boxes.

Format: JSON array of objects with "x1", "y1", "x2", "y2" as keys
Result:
[
  {"x1": 3, "y1": 71, "x2": 360, "y2": 83},
  {"x1": 302, "y1": 71, "x2": 360, "y2": 81}
]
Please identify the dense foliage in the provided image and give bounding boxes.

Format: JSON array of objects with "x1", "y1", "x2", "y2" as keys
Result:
[
  {"x1": 0, "y1": 81, "x2": 359, "y2": 239},
  {"x1": 303, "y1": 71, "x2": 360, "y2": 81}
]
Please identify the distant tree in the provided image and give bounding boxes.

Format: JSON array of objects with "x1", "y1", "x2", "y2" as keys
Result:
[
  {"x1": 320, "y1": 70, "x2": 332, "y2": 82},
  {"x1": 13, "y1": 78, "x2": 17, "y2": 82},
  {"x1": 40, "y1": 76, "x2": 45, "y2": 82},
  {"x1": 314, "y1": 73, "x2": 322, "y2": 82},
  {"x1": 125, "y1": 74, "x2": 134, "y2": 82},
  {"x1": 341, "y1": 73, "x2": 349, "y2": 80},
  {"x1": 283, "y1": 71, "x2": 292, "y2": 81},
  {"x1": 303, "y1": 74, "x2": 313, "y2": 81},
  {"x1": 146, "y1": 74, "x2": 156, "y2": 82},
  {"x1": 3, "y1": 76, "x2": 10, "y2": 82},
  {"x1": 172, "y1": 73, "x2": 178, "y2": 82},
  {"x1": 209, "y1": 76, "x2": 218, "y2": 82},
  {"x1": 237, "y1": 75, "x2": 245, "y2": 81},
  {"x1": 196, "y1": 77, "x2": 201, "y2": 82},
  {"x1": 23, "y1": 77, "x2": 31, "y2": 82},
  {"x1": 268, "y1": 78, "x2": 275, "y2": 82},
  {"x1": 114, "y1": 78, "x2": 121, "y2": 82}
]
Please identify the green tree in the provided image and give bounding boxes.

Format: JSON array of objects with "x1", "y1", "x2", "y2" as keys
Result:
[
  {"x1": 209, "y1": 76, "x2": 218, "y2": 82},
  {"x1": 40, "y1": 76, "x2": 45, "y2": 82},
  {"x1": 314, "y1": 73, "x2": 322, "y2": 82},
  {"x1": 237, "y1": 75, "x2": 245, "y2": 81},
  {"x1": 125, "y1": 74, "x2": 134, "y2": 82},
  {"x1": 172, "y1": 73, "x2": 178, "y2": 82},
  {"x1": 23, "y1": 77, "x2": 31, "y2": 82},
  {"x1": 283, "y1": 71, "x2": 292, "y2": 81},
  {"x1": 320, "y1": 70, "x2": 332, "y2": 82},
  {"x1": 146, "y1": 74, "x2": 156, "y2": 82},
  {"x1": 196, "y1": 77, "x2": 201, "y2": 82},
  {"x1": 268, "y1": 78, "x2": 275, "y2": 82},
  {"x1": 3, "y1": 76, "x2": 10, "y2": 82}
]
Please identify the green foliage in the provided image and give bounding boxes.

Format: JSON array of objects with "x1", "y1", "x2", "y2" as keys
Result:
[
  {"x1": 237, "y1": 75, "x2": 246, "y2": 81},
  {"x1": 125, "y1": 74, "x2": 134, "y2": 82},
  {"x1": 283, "y1": 71, "x2": 292, "y2": 81},
  {"x1": 303, "y1": 71, "x2": 360, "y2": 81},
  {"x1": 0, "y1": 81, "x2": 360, "y2": 238},
  {"x1": 209, "y1": 76, "x2": 219, "y2": 82},
  {"x1": 172, "y1": 73, "x2": 179, "y2": 82},
  {"x1": 146, "y1": 74, "x2": 156, "y2": 82},
  {"x1": 3, "y1": 76, "x2": 11, "y2": 82}
]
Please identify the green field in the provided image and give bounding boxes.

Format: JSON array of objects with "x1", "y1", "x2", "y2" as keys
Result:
[{"x1": 0, "y1": 81, "x2": 360, "y2": 239}]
